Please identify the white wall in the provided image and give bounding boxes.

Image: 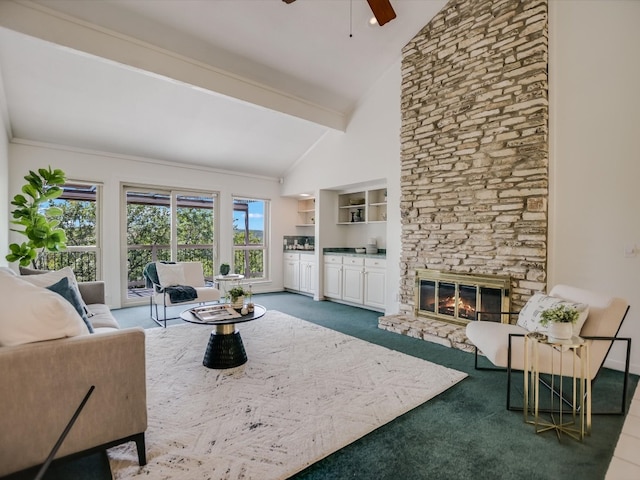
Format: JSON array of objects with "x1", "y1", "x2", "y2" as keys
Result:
[
  {"x1": 283, "y1": 59, "x2": 403, "y2": 314},
  {"x1": 549, "y1": 1, "x2": 640, "y2": 374},
  {"x1": 0, "y1": 111, "x2": 8, "y2": 267},
  {"x1": 8, "y1": 141, "x2": 296, "y2": 308},
  {"x1": 286, "y1": 2, "x2": 640, "y2": 374}
]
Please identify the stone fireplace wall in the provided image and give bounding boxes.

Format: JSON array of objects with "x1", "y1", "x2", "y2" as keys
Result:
[{"x1": 399, "y1": 0, "x2": 549, "y2": 317}]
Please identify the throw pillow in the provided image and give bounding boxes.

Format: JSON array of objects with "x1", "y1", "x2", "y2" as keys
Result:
[
  {"x1": 46, "y1": 277, "x2": 94, "y2": 333},
  {"x1": 517, "y1": 293, "x2": 590, "y2": 336},
  {"x1": 0, "y1": 270, "x2": 89, "y2": 346},
  {"x1": 19, "y1": 266, "x2": 50, "y2": 275},
  {"x1": 156, "y1": 262, "x2": 186, "y2": 287},
  {"x1": 18, "y1": 266, "x2": 91, "y2": 316}
]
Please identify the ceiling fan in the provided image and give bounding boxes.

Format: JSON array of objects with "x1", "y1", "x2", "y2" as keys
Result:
[{"x1": 282, "y1": 0, "x2": 397, "y2": 27}]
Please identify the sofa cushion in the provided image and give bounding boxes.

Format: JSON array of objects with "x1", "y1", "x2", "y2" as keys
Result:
[
  {"x1": 46, "y1": 277, "x2": 94, "y2": 333},
  {"x1": 0, "y1": 270, "x2": 89, "y2": 346},
  {"x1": 86, "y1": 304, "x2": 120, "y2": 330},
  {"x1": 156, "y1": 262, "x2": 186, "y2": 287},
  {"x1": 516, "y1": 293, "x2": 589, "y2": 336}
]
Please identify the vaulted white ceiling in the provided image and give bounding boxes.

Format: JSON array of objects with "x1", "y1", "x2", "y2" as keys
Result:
[{"x1": 0, "y1": 0, "x2": 445, "y2": 178}]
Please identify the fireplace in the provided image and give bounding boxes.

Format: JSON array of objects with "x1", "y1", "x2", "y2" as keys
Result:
[{"x1": 415, "y1": 270, "x2": 511, "y2": 326}]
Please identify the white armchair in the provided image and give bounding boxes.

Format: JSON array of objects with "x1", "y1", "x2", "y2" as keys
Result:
[
  {"x1": 143, "y1": 261, "x2": 221, "y2": 327},
  {"x1": 465, "y1": 284, "x2": 630, "y2": 413}
]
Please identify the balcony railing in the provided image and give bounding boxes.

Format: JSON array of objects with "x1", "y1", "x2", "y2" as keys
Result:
[
  {"x1": 34, "y1": 247, "x2": 99, "y2": 282},
  {"x1": 127, "y1": 244, "x2": 215, "y2": 298},
  {"x1": 35, "y1": 245, "x2": 262, "y2": 299}
]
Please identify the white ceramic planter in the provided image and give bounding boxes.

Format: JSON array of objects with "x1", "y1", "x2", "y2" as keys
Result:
[{"x1": 548, "y1": 322, "x2": 573, "y2": 340}]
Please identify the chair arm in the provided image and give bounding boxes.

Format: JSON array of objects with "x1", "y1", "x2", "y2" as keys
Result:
[
  {"x1": 77, "y1": 281, "x2": 106, "y2": 305},
  {"x1": 0, "y1": 329, "x2": 147, "y2": 476}
]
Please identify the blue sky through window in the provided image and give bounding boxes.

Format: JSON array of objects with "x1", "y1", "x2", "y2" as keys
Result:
[{"x1": 233, "y1": 200, "x2": 264, "y2": 232}]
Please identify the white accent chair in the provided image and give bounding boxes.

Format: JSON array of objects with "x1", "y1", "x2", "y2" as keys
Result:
[
  {"x1": 465, "y1": 284, "x2": 631, "y2": 413},
  {"x1": 144, "y1": 261, "x2": 221, "y2": 327}
]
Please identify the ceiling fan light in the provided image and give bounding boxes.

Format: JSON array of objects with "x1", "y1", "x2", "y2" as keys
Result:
[{"x1": 369, "y1": 16, "x2": 378, "y2": 26}]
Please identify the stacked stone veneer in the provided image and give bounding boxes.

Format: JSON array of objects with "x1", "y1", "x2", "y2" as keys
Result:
[{"x1": 381, "y1": 0, "x2": 549, "y2": 347}]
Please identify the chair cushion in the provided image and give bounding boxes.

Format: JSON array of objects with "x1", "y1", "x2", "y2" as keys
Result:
[
  {"x1": 154, "y1": 286, "x2": 221, "y2": 306},
  {"x1": 156, "y1": 263, "x2": 186, "y2": 287},
  {"x1": 516, "y1": 293, "x2": 589, "y2": 336}
]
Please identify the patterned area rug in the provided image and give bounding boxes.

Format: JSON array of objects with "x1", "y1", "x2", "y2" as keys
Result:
[{"x1": 108, "y1": 310, "x2": 467, "y2": 479}]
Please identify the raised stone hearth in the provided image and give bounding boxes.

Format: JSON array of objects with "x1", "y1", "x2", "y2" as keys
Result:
[{"x1": 379, "y1": 314, "x2": 475, "y2": 353}]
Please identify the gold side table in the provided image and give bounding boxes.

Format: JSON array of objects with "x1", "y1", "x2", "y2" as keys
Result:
[{"x1": 524, "y1": 332, "x2": 591, "y2": 441}]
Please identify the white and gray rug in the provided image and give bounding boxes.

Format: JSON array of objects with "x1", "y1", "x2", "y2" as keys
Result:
[{"x1": 108, "y1": 310, "x2": 467, "y2": 479}]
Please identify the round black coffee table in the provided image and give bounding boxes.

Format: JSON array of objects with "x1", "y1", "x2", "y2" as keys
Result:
[{"x1": 180, "y1": 304, "x2": 266, "y2": 369}]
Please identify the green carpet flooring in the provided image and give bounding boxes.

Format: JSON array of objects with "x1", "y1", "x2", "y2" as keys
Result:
[{"x1": 9, "y1": 292, "x2": 637, "y2": 480}]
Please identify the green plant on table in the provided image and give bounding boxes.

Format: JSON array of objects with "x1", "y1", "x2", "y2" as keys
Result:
[
  {"x1": 5, "y1": 167, "x2": 67, "y2": 267},
  {"x1": 228, "y1": 285, "x2": 246, "y2": 302},
  {"x1": 539, "y1": 304, "x2": 580, "y2": 326}
]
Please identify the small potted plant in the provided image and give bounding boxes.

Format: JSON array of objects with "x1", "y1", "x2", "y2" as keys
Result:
[
  {"x1": 228, "y1": 285, "x2": 246, "y2": 310},
  {"x1": 219, "y1": 263, "x2": 230, "y2": 276},
  {"x1": 539, "y1": 304, "x2": 580, "y2": 339}
]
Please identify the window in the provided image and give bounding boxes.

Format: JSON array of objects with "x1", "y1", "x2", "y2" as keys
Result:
[
  {"x1": 34, "y1": 182, "x2": 101, "y2": 282},
  {"x1": 233, "y1": 197, "x2": 268, "y2": 280},
  {"x1": 124, "y1": 186, "x2": 217, "y2": 303}
]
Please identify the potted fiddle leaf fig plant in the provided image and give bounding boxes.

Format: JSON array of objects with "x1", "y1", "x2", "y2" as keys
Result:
[
  {"x1": 5, "y1": 167, "x2": 68, "y2": 267},
  {"x1": 539, "y1": 304, "x2": 580, "y2": 340}
]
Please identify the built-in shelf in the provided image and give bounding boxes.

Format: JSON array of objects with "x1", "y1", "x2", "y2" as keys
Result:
[
  {"x1": 337, "y1": 188, "x2": 386, "y2": 224},
  {"x1": 296, "y1": 197, "x2": 315, "y2": 227}
]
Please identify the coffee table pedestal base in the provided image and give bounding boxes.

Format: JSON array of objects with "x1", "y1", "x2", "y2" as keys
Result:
[{"x1": 203, "y1": 324, "x2": 247, "y2": 369}]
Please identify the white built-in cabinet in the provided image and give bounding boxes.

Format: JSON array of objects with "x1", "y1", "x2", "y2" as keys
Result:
[
  {"x1": 337, "y1": 188, "x2": 386, "y2": 224},
  {"x1": 323, "y1": 255, "x2": 386, "y2": 311},
  {"x1": 323, "y1": 255, "x2": 343, "y2": 298},
  {"x1": 283, "y1": 252, "x2": 300, "y2": 290},
  {"x1": 363, "y1": 257, "x2": 386, "y2": 310},
  {"x1": 299, "y1": 255, "x2": 316, "y2": 295},
  {"x1": 283, "y1": 252, "x2": 316, "y2": 295},
  {"x1": 342, "y1": 256, "x2": 365, "y2": 304}
]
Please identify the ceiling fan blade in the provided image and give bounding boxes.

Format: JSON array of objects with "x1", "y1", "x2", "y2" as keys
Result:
[
  {"x1": 282, "y1": 0, "x2": 296, "y2": 4},
  {"x1": 367, "y1": 0, "x2": 396, "y2": 26}
]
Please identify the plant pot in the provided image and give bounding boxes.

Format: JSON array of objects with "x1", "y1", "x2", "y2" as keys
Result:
[
  {"x1": 220, "y1": 264, "x2": 230, "y2": 276},
  {"x1": 230, "y1": 295, "x2": 244, "y2": 310},
  {"x1": 548, "y1": 322, "x2": 573, "y2": 340}
]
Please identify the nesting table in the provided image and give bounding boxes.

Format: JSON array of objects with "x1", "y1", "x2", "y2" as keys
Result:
[
  {"x1": 180, "y1": 304, "x2": 266, "y2": 369},
  {"x1": 523, "y1": 332, "x2": 591, "y2": 441}
]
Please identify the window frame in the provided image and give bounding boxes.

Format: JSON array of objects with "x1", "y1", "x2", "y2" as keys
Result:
[{"x1": 232, "y1": 195, "x2": 270, "y2": 282}]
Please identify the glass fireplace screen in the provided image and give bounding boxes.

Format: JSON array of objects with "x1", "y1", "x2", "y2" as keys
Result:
[{"x1": 416, "y1": 270, "x2": 510, "y2": 325}]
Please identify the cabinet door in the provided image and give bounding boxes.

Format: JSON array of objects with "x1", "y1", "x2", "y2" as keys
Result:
[
  {"x1": 342, "y1": 264, "x2": 364, "y2": 304},
  {"x1": 323, "y1": 262, "x2": 342, "y2": 299},
  {"x1": 299, "y1": 259, "x2": 316, "y2": 294},
  {"x1": 283, "y1": 257, "x2": 300, "y2": 290},
  {"x1": 364, "y1": 267, "x2": 386, "y2": 309}
]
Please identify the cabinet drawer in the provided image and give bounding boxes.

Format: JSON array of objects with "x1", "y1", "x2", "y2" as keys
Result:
[
  {"x1": 324, "y1": 255, "x2": 343, "y2": 264},
  {"x1": 365, "y1": 258, "x2": 386, "y2": 268},
  {"x1": 284, "y1": 252, "x2": 300, "y2": 261},
  {"x1": 343, "y1": 256, "x2": 364, "y2": 266}
]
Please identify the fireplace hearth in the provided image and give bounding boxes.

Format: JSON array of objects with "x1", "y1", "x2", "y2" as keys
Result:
[{"x1": 415, "y1": 270, "x2": 511, "y2": 326}]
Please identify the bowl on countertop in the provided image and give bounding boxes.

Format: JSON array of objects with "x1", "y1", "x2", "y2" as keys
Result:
[{"x1": 355, "y1": 248, "x2": 366, "y2": 253}]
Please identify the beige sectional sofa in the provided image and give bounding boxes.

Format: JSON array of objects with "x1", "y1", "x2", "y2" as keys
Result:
[{"x1": 0, "y1": 268, "x2": 147, "y2": 477}]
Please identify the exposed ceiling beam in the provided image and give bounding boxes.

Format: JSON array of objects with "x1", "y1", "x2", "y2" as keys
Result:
[{"x1": 0, "y1": 0, "x2": 347, "y2": 131}]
